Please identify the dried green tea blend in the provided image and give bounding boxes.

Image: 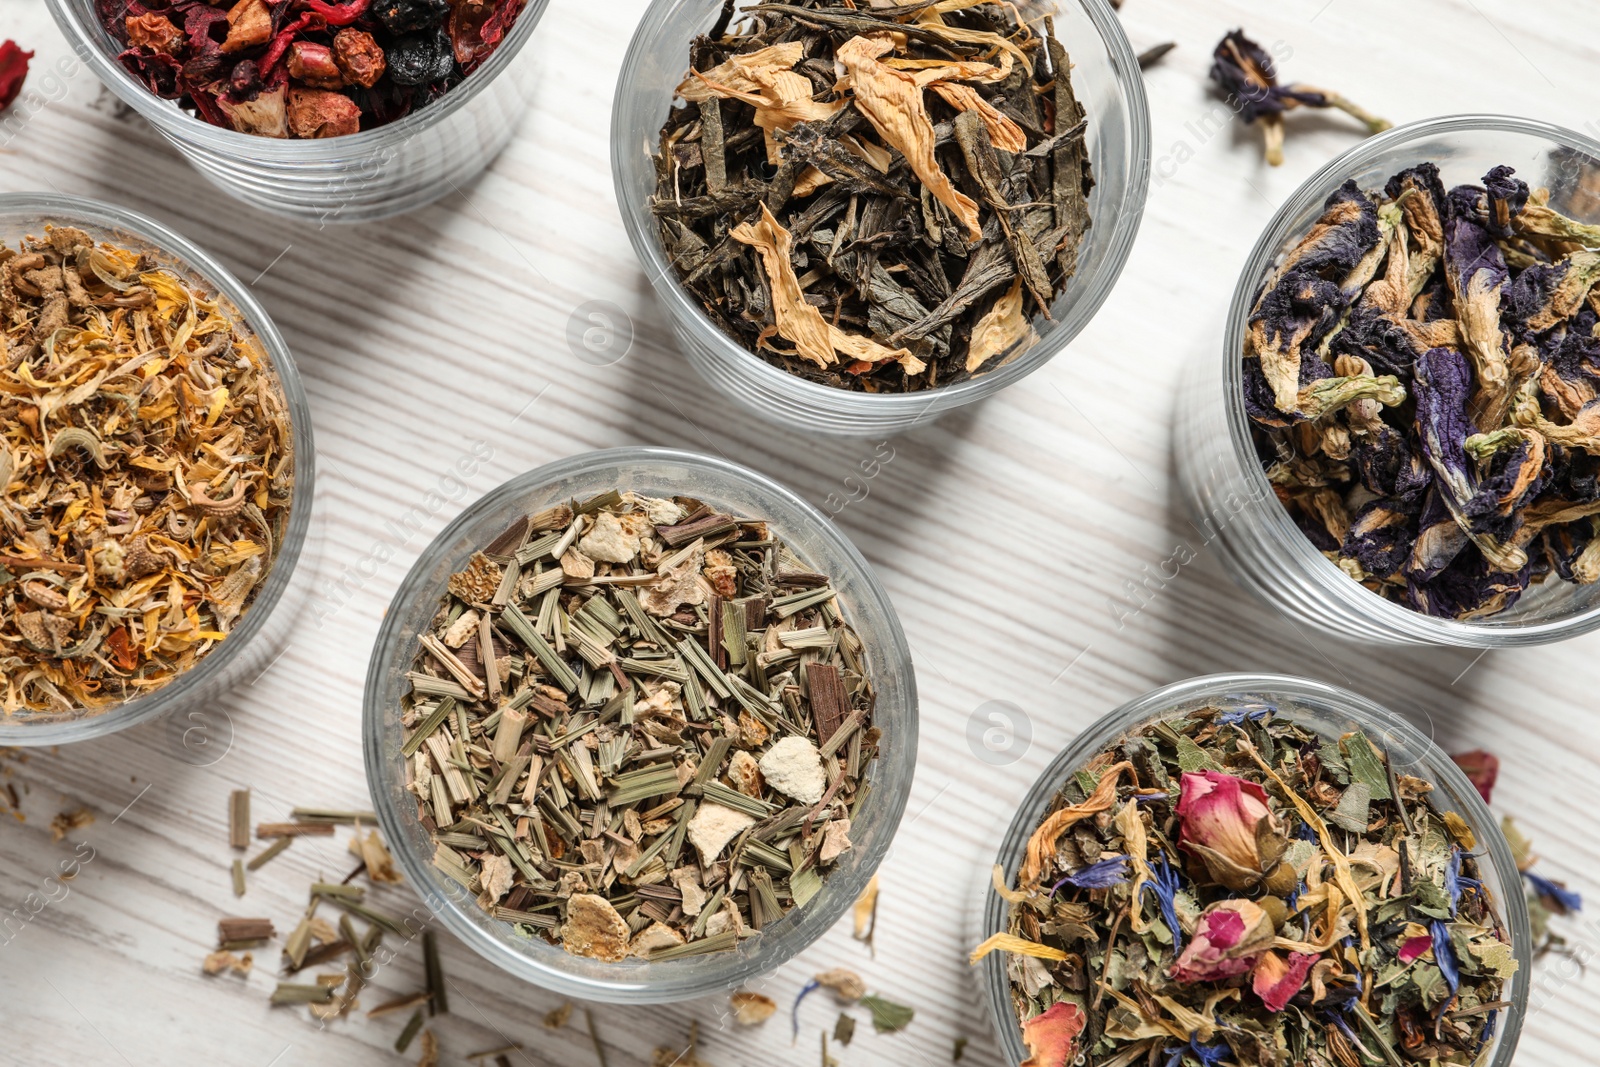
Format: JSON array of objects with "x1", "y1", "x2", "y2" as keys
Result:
[
  {"x1": 0, "y1": 227, "x2": 294, "y2": 716},
  {"x1": 976, "y1": 705, "x2": 1514, "y2": 1067},
  {"x1": 1245, "y1": 161, "x2": 1600, "y2": 620},
  {"x1": 400, "y1": 491, "x2": 877, "y2": 960},
  {"x1": 653, "y1": 0, "x2": 1093, "y2": 393}
]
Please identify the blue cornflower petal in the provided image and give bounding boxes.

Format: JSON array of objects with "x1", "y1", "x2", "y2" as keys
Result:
[
  {"x1": 1295, "y1": 821, "x2": 1320, "y2": 843},
  {"x1": 1051, "y1": 855, "x2": 1130, "y2": 894},
  {"x1": 1162, "y1": 1039, "x2": 1230, "y2": 1067},
  {"x1": 1216, "y1": 702, "x2": 1273, "y2": 726},
  {"x1": 1480, "y1": 1009, "x2": 1498, "y2": 1044},
  {"x1": 1431, "y1": 920, "x2": 1460, "y2": 995},
  {"x1": 791, "y1": 978, "x2": 820, "y2": 1041},
  {"x1": 1142, "y1": 850, "x2": 1185, "y2": 953},
  {"x1": 1525, "y1": 871, "x2": 1583, "y2": 914}
]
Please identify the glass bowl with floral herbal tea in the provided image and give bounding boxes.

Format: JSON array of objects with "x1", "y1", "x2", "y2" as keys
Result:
[
  {"x1": 1180, "y1": 115, "x2": 1600, "y2": 646},
  {"x1": 612, "y1": 0, "x2": 1150, "y2": 436},
  {"x1": 0, "y1": 194, "x2": 315, "y2": 747},
  {"x1": 977, "y1": 674, "x2": 1530, "y2": 1067},
  {"x1": 48, "y1": 0, "x2": 549, "y2": 222},
  {"x1": 363, "y1": 448, "x2": 917, "y2": 1002}
]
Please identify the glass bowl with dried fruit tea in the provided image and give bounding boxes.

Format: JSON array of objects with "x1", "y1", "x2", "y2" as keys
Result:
[
  {"x1": 977, "y1": 674, "x2": 1529, "y2": 1067},
  {"x1": 612, "y1": 0, "x2": 1150, "y2": 437},
  {"x1": 47, "y1": 0, "x2": 548, "y2": 223},
  {"x1": 0, "y1": 194, "x2": 314, "y2": 746},
  {"x1": 1179, "y1": 114, "x2": 1600, "y2": 646},
  {"x1": 363, "y1": 447, "x2": 916, "y2": 1001}
]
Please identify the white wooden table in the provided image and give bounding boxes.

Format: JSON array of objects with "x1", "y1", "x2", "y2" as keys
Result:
[{"x1": 3, "y1": 1, "x2": 1600, "y2": 1064}]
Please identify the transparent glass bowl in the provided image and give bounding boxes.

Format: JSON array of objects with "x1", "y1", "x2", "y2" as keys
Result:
[
  {"x1": 1177, "y1": 115, "x2": 1600, "y2": 646},
  {"x1": 979, "y1": 673, "x2": 1530, "y2": 1067},
  {"x1": 611, "y1": 0, "x2": 1150, "y2": 437},
  {"x1": 362, "y1": 447, "x2": 918, "y2": 1001},
  {"x1": 46, "y1": 0, "x2": 549, "y2": 223},
  {"x1": 0, "y1": 193, "x2": 316, "y2": 746}
]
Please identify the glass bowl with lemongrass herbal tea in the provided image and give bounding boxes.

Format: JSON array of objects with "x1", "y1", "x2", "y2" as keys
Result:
[
  {"x1": 0, "y1": 194, "x2": 314, "y2": 747},
  {"x1": 363, "y1": 447, "x2": 916, "y2": 1002},
  {"x1": 612, "y1": 0, "x2": 1150, "y2": 437},
  {"x1": 975, "y1": 673, "x2": 1530, "y2": 1067},
  {"x1": 46, "y1": 0, "x2": 549, "y2": 222},
  {"x1": 1178, "y1": 115, "x2": 1600, "y2": 647}
]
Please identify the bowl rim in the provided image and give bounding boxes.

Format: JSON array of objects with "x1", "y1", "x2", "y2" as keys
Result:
[
  {"x1": 979, "y1": 671, "x2": 1532, "y2": 1066},
  {"x1": 1222, "y1": 113, "x2": 1600, "y2": 643},
  {"x1": 0, "y1": 192, "x2": 316, "y2": 746},
  {"x1": 44, "y1": 0, "x2": 551, "y2": 157},
  {"x1": 608, "y1": 0, "x2": 1152, "y2": 416},
  {"x1": 361, "y1": 445, "x2": 919, "y2": 1001}
]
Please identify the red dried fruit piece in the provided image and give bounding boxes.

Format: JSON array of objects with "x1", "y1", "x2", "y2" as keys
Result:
[
  {"x1": 0, "y1": 41, "x2": 33, "y2": 111},
  {"x1": 124, "y1": 14, "x2": 185, "y2": 55},
  {"x1": 287, "y1": 41, "x2": 344, "y2": 89},
  {"x1": 287, "y1": 88, "x2": 362, "y2": 138},
  {"x1": 332, "y1": 28, "x2": 386, "y2": 88}
]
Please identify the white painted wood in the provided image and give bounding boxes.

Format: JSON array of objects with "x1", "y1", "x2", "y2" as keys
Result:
[{"x1": 2, "y1": 1, "x2": 1599, "y2": 1064}]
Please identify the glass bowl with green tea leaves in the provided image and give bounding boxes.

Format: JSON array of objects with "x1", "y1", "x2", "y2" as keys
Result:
[
  {"x1": 611, "y1": 0, "x2": 1150, "y2": 436},
  {"x1": 1180, "y1": 114, "x2": 1600, "y2": 646},
  {"x1": 977, "y1": 674, "x2": 1529, "y2": 1067},
  {"x1": 0, "y1": 193, "x2": 315, "y2": 747},
  {"x1": 363, "y1": 447, "x2": 917, "y2": 1002}
]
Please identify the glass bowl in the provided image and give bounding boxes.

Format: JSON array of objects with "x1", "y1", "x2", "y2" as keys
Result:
[
  {"x1": 362, "y1": 446, "x2": 918, "y2": 1001},
  {"x1": 979, "y1": 673, "x2": 1530, "y2": 1067},
  {"x1": 45, "y1": 0, "x2": 549, "y2": 223},
  {"x1": 611, "y1": 0, "x2": 1151, "y2": 437},
  {"x1": 1177, "y1": 115, "x2": 1600, "y2": 646},
  {"x1": 0, "y1": 193, "x2": 316, "y2": 746}
]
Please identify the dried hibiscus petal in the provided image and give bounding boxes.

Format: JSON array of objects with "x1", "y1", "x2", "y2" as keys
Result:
[{"x1": 0, "y1": 40, "x2": 33, "y2": 111}]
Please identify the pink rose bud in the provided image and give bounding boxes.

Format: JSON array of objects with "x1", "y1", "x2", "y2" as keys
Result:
[
  {"x1": 1169, "y1": 899, "x2": 1275, "y2": 983},
  {"x1": 1019, "y1": 1000, "x2": 1086, "y2": 1067},
  {"x1": 1176, "y1": 770, "x2": 1283, "y2": 890},
  {"x1": 1251, "y1": 949, "x2": 1318, "y2": 1011}
]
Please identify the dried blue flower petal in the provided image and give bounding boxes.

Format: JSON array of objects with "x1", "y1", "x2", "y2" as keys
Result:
[
  {"x1": 1524, "y1": 870, "x2": 1583, "y2": 914},
  {"x1": 1050, "y1": 855, "x2": 1131, "y2": 893},
  {"x1": 1142, "y1": 850, "x2": 1186, "y2": 953},
  {"x1": 1430, "y1": 920, "x2": 1460, "y2": 995},
  {"x1": 1483, "y1": 165, "x2": 1529, "y2": 239}
]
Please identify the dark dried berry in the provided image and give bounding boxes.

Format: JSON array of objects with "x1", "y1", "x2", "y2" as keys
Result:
[
  {"x1": 229, "y1": 59, "x2": 261, "y2": 94},
  {"x1": 373, "y1": 0, "x2": 451, "y2": 36},
  {"x1": 385, "y1": 28, "x2": 455, "y2": 86}
]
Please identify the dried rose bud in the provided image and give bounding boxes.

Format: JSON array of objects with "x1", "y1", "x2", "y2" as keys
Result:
[
  {"x1": 332, "y1": 29, "x2": 386, "y2": 89},
  {"x1": 221, "y1": 0, "x2": 272, "y2": 54},
  {"x1": 287, "y1": 41, "x2": 344, "y2": 89},
  {"x1": 124, "y1": 13, "x2": 185, "y2": 55},
  {"x1": 1175, "y1": 770, "x2": 1286, "y2": 890},
  {"x1": 1168, "y1": 898, "x2": 1275, "y2": 983},
  {"x1": 287, "y1": 88, "x2": 362, "y2": 138}
]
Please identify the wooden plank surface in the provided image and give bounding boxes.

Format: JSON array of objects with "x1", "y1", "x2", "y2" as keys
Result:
[{"x1": 3, "y1": 1, "x2": 1600, "y2": 1064}]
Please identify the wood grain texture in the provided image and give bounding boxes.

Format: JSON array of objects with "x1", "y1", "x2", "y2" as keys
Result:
[{"x1": 3, "y1": 0, "x2": 1600, "y2": 1064}]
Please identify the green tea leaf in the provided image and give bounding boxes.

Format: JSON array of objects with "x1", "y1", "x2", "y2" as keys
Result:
[
  {"x1": 1328, "y1": 782, "x2": 1372, "y2": 832},
  {"x1": 1341, "y1": 731, "x2": 1393, "y2": 801},
  {"x1": 860, "y1": 994, "x2": 914, "y2": 1033}
]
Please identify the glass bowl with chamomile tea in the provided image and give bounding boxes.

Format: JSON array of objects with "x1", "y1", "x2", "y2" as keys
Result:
[
  {"x1": 977, "y1": 673, "x2": 1530, "y2": 1067},
  {"x1": 0, "y1": 193, "x2": 315, "y2": 747},
  {"x1": 362, "y1": 446, "x2": 917, "y2": 1001},
  {"x1": 612, "y1": 0, "x2": 1150, "y2": 437},
  {"x1": 1178, "y1": 115, "x2": 1600, "y2": 646},
  {"x1": 46, "y1": 0, "x2": 549, "y2": 222}
]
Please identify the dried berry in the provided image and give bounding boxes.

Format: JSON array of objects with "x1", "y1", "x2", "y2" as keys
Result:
[
  {"x1": 332, "y1": 28, "x2": 386, "y2": 88},
  {"x1": 374, "y1": 0, "x2": 451, "y2": 36},
  {"x1": 287, "y1": 41, "x2": 344, "y2": 89},
  {"x1": 385, "y1": 28, "x2": 455, "y2": 87}
]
